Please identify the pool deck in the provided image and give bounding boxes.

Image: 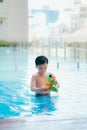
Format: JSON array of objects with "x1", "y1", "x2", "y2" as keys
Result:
[{"x1": 0, "y1": 118, "x2": 87, "y2": 130}]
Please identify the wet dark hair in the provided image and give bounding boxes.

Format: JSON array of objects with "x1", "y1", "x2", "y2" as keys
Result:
[{"x1": 35, "y1": 55, "x2": 48, "y2": 66}]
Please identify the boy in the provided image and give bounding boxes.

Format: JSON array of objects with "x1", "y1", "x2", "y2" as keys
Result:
[{"x1": 30, "y1": 55, "x2": 59, "y2": 96}]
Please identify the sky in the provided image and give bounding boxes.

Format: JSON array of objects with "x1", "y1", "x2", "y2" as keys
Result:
[
  {"x1": 29, "y1": 0, "x2": 87, "y2": 29},
  {"x1": 29, "y1": 0, "x2": 87, "y2": 23},
  {"x1": 29, "y1": 0, "x2": 74, "y2": 10},
  {"x1": 29, "y1": 0, "x2": 87, "y2": 11},
  {"x1": 29, "y1": 0, "x2": 87, "y2": 40}
]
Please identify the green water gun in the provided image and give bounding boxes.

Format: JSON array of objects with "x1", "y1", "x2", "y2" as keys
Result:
[{"x1": 44, "y1": 74, "x2": 58, "y2": 93}]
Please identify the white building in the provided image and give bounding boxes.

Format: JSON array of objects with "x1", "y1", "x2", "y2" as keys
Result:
[{"x1": 0, "y1": 0, "x2": 28, "y2": 42}]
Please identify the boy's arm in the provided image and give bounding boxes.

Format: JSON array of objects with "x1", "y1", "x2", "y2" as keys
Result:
[{"x1": 30, "y1": 76, "x2": 46, "y2": 93}]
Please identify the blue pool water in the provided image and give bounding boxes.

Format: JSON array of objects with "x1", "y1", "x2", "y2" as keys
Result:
[
  {"x1": 0, "y1": 47, "x2": 87, "y2": 121},
  {"x1": 0, "y1": 81, "x2": 58, "y2": 119}
]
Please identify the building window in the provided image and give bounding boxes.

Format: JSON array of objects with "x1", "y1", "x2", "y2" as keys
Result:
[{"x1": 0, "y1": 0, "x2": 3, "y2": 2}]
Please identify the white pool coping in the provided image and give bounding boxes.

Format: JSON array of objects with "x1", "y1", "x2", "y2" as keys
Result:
[{"x1": 0, "y1": 117, "x2": 87, "y2": 130}]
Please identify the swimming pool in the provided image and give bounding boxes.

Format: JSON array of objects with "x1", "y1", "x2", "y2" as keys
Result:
[{"x1": 0, "y1": 47, "x2": 87, "y2": 121}]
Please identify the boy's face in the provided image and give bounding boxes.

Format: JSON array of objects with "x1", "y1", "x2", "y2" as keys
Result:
[{"x1": 36, "y1": 63, "x2": 48, "y2": 74}]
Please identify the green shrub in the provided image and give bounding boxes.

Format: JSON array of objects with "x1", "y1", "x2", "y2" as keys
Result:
[{"x1": 0, "y1": 41, "x2": 12, "y2": 47}]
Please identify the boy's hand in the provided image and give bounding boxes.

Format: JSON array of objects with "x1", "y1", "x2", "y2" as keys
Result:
[
  {"x1": 40, "y1": 86, "x2": 48, "y2": 91},
  {"x1": 43, "y1": 84, "x2": 51, "y2": 90}
]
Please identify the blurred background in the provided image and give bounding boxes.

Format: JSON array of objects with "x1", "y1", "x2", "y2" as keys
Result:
[
  {"x1": 29, "y1": 0, "x2": 87, "y2": 62},
  {"x1": 0, "y1": 0, "x2": 87, "y2": 73}
]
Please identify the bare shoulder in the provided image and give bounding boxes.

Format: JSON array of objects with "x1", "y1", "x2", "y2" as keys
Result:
[{"x1": 31, "y1": 73, "x2": 38, "y2": 80}]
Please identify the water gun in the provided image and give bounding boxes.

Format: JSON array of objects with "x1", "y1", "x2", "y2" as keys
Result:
[{"x1": 44, "y1": 74, "x2": 58, "y2": 93}]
